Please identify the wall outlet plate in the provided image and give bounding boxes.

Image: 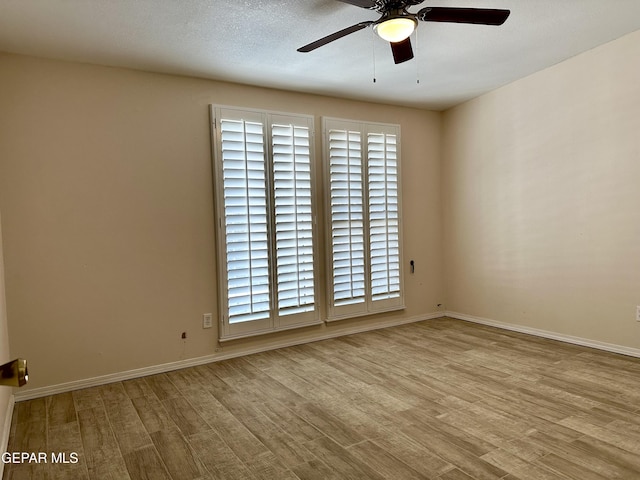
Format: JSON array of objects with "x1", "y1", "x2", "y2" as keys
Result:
[
  {"x1": 203, "y1": 313, "x2": 213, "y2": 329},
  {"x1": 636, "y1": 306, "x2": 640, "y2": 322}
]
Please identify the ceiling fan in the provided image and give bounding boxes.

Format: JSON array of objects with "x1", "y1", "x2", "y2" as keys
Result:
[{"x1": 298, "y1": 0, "x2": 510, "y2": 64}]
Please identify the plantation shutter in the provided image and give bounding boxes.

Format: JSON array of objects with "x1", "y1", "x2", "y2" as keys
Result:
[
  {"x1": 271, "y1": 118, "x2": 316, "y2": 318},
  {"x1": 324, "y1": 118, "x2": 404, "y2": 320},
  {"x1": 219, "y1": 116, "x2": 271, "y2": 324},
  {"x1": 367, "y1": 130, "x2": 401, "y2": 302},
  {"x1": 213, "y1": 107, "x2": 319, "y2": 339},
  {"x1": 328, "y1": 127, "x2": 366, "y2": 310}
]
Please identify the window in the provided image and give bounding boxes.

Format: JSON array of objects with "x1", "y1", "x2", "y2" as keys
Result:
[
  {"x1": 323, "y1": 118, "x2": 404, "y2": 320},
  {"x1": 212, "y1": 106, "x2": 319, "y2": 340},
  {"x1": 211, "y1": 108, "x2": 404, "y2": 338}
]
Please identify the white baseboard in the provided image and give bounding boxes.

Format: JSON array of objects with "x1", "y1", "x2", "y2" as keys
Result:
[
  {"x1": 446, "y1": 311, "x2": 640, "y2": 359},
  {"x1": 14, "y1": 312, "x2": 445, "y2": 402},
  {"x1": 13, "y1": 311, "x2": 640, "y2": 402},
  {"x1": 0, "y1": 393, "x2": 15, "y2": 478}
]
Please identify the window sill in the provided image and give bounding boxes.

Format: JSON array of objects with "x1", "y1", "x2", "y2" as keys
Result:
[
  {"x1": 325, "y1": 304, "x2": 406, "y2": 323},
  {"x1": 218, "y1": 318, "x2": 324, "y2": 342}
]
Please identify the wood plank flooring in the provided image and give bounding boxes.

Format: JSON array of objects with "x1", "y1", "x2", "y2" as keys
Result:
[{"x1": 5, "y1": 317, "x2": 640, "y2": 479}]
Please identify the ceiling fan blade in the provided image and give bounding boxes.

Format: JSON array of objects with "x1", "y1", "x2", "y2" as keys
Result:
[
  {"x1": 390, "y1": 37, "x2": 414, "y2": 64},
  {"x1": 417, "y1": 7, "x2": 510, "y2": 26},
  {"x1": 297, "y1": 21, "x2": 373, "y2": 52},
  {"x1": 335, "y1": 0, "x2": 377, "y2": 8}
]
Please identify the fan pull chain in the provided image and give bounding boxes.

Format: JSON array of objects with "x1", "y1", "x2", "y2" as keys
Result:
[
  {"x1": 415, "y1": 29, "x2": 420, "y2": 84},
  {"x1": 372, "y1": 29, "x2": 377, "y2": 83}
]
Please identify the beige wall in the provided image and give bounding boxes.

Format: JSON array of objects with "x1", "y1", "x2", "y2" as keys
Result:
[
  {"x1": 0, "y1": 53, "x2": 443, "y2": 391},
  {"x1": 6, "y1": 27, "x2": 639, "y2": 394},
  {"x1": 0, "y1": 211, "x2": 12, "y2": 448},
  {"x1": 442, "y1": 30, "x2": 640, "y2": 348}
]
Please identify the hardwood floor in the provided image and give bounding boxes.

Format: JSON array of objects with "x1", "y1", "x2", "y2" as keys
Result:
[{"x1": 5, "y1": 317, "x2": 640, "y2": 479}]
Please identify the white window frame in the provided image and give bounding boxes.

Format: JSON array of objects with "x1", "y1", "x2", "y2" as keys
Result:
[
  {"x1": 323, "y1": 117, "x2": 405, "y2": 321},
  {"x1": 211, "y1": 105, "x2": 321, "y2": 340}
]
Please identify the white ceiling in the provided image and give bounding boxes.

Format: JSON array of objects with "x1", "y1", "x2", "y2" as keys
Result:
[{"x1": 1, "y1": 0, "x2": 640, "y2": 110}]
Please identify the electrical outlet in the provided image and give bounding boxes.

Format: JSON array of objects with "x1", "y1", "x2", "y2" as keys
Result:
[
  {"x1": 636, "y1": 306, "x2": 640, "y2": 322},
  {"x1": 203, "y1": 313, "x2": 213, "y2": 329}
]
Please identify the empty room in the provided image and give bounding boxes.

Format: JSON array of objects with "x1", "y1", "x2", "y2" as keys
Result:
[{"x1": 1, "y1": 0, "x2": 640, "y2": 479}]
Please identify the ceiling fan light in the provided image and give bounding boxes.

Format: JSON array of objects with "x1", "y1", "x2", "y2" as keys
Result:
[{"x1": 375, "y1": 17, "x2": 417, "y2": 43}]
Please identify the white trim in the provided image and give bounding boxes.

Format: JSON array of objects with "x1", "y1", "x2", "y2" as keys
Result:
[
  {"x1": 0, "y1": 394, "x2": 15, "y2": 478},
  {"x1": 447, "y1": 311, "x2": 640, "y2": 359},
  {"x1": 14, "y1": 312, "x2": 444, "y2": 402}
]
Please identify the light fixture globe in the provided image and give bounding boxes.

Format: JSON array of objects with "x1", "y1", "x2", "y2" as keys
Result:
[{"x1": 374, "y1": 17, "x2": 417, "y2": 43}]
